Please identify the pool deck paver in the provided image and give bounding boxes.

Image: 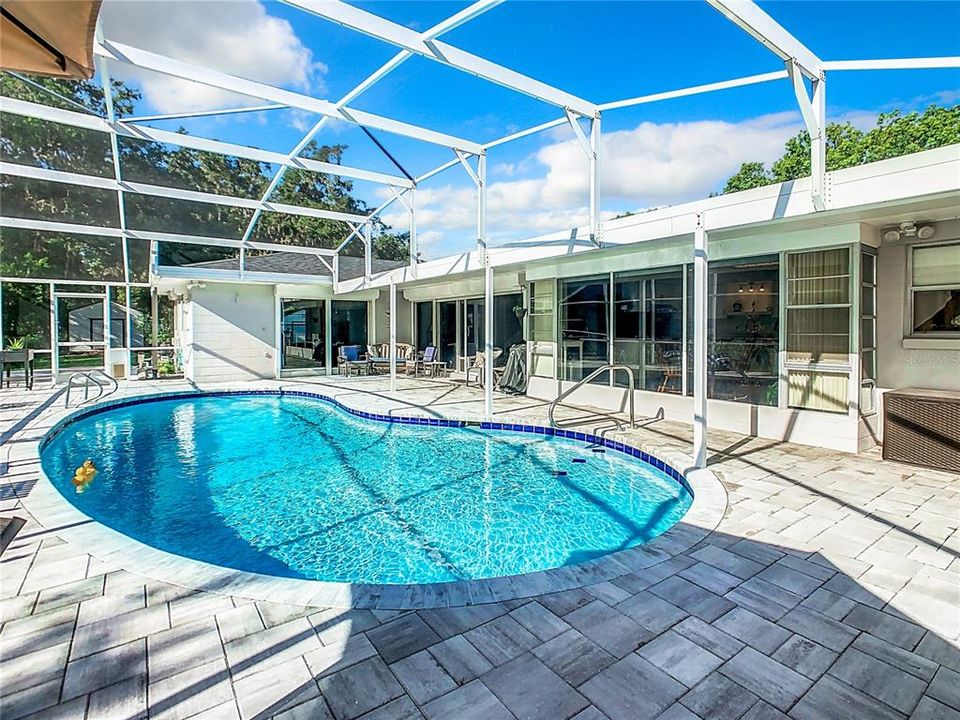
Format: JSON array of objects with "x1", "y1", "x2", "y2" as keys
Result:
[{"x1": 0, "y1": 375, "x2": 958, "y2": 720}]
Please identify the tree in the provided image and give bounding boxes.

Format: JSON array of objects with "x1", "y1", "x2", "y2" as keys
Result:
[
  {"x1": 722, "y1": 104, "x2": 960, "y2": 194},
  {"x1": 1, "y1": 74, "x2": 409, "y2": 278},
  {"x1": 722, "y1": 162, "x2": 772, "y2": 194}
]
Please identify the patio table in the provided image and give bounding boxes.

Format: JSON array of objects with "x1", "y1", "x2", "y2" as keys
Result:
[{"x1": 1, "y1": 349, "x2": 34, "y2": 390}]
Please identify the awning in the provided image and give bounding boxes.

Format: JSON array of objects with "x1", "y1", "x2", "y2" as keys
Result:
[{"x1": 0, "y1": 1, "x2": 102, "y2": 79}]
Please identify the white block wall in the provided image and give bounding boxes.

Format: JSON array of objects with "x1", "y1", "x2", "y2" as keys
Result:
[{"x1": 181, "y1": 283, "x2": 276, "y2": 383}]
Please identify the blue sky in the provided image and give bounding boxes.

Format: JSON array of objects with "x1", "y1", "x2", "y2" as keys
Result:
[{"x1": 99, "y1": 0, "x2": 960, "y2": 257}]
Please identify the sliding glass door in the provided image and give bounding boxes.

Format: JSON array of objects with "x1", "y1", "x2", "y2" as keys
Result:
[{"x1": 280, "y1": 299, "x2": 326, "y2": 371}]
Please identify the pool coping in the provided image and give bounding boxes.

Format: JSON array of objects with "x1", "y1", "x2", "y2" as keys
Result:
[{"x1": 20, "y1": 383, "x2": 728, "y2": 609}]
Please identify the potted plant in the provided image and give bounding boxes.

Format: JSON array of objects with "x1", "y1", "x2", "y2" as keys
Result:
[{"x1": 2, "y1": 337, "x2": 35, "y2": 388}]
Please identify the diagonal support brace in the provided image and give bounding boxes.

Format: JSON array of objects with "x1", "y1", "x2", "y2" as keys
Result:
[{"x1": 788, "y1": 60, "x2": 827, "y2": 211}]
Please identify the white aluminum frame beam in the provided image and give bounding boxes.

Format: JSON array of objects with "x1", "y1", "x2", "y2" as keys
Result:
[
  {"x1": 704, "y1": 1, "x2": 826, "y2": 209},
  {"x1": 96, "y1": 39, "x2": 484, "y2": 154},
  {"x1": 284, "y1": 0, "x2": 596, "y2": 117},
  {"x1": 706, "y1": 0, "x2": 823, "y2": 80},
  {"x1": 484, "y1": 263, "x2": 494, "y2": 416},
  {"x1": 563, "y1": 110, "x2": 602, "y2": 247},
  {"x1": 824, "y1": 57, "x2": 960, "y2": 71},
  {"x1": 0, "y1": 162, "x2": 371, "y2": 224},
  {"x1": 0, "y1": 96, "x2": 414, "y2": 189},
  {"x1": 787, "y1": 61, "x2": 827, "y2": 211},
  {"x1": 124, "y1": 104, "x2": 286, "y2": 123},
  {"x1": 599, "y1": 70, "x2": 788, "y2": 111},
  {"x1": 692, "y1": 214, "x2": 708, "y2": 468},
  {"x1": 0, "y1": 216, "x2": 337, "y2": 257}
]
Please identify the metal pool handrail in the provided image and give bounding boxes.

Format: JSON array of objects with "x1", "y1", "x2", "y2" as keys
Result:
[
  {"x1": 548, "y1": 364, "x2": 636, "y2": 429},
  {"x1": 64, "y1": 369, "x2": 118, "y2": 407}
]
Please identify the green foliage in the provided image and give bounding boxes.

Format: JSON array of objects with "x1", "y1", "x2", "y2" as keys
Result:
[
  {"x1": 722, "y1": 162, "x2": 772, "y2": 194},
  {"x1": 1, "y1": 73, "x2": 408, "y2": 281},
  {"x1": 722, "y1": 104, "x2": 960, "y2": 194}
]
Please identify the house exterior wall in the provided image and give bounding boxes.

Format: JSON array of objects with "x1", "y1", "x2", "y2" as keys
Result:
[
  {"x1": 875, "y1": 232, "x2": 960, "y2": 393},
  {"x1": 522, "y1": 222, "x2": 876, "y2": 454},
  {"x1": 872, "y1": 221, "x2": 960, "y2": 446},
  {"x1": 371, "y1": 289, "x2": 413, "y2": 345},
  {"x1": 181, "y1": 283, "x2": 277, "y2": 383}
]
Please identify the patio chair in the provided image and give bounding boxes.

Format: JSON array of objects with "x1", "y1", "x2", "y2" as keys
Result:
[
  {"x1": 337, "y1": 344, "x2": 367, "y2": 376},
  {"x1": 406, "y1": 345, "x2": 441, "y2": 377},
  {"x1": 465, "y1": 347, "x2": 503, "y2": 388}
]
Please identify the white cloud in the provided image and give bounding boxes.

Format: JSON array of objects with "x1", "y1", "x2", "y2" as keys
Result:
[
  {"x1": 383, "y1": 112, "x2": 801, "y2": 256},
  {"x1": 100, "y1": 0, "x2": 325, "y2": 114}
]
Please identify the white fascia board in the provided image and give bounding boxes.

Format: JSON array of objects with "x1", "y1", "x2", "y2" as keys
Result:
[
  {"x1": 824, "y1": 57, "x2": 960, "y2": 71},
  {"x1": 96, "y1": 39, "x2": 484, "y2": 154},
  {"x1": 344, "y1": 144, "x2": 960, "y2": 292},
  {"x1": 155, "y1": 265, "x2": 334, "y2": 286},
  {"x1": 0, "y1": 161, "x2": 370, "y2": 224},
  {"x1": 0, "y1": 96, "x2": 414, "y2": 188},
  {"x1": 705, "y1": 0, "x2": 823, "y2": 79},
  {"x1": 284, "y1": 0, "x2": 596, "y2": 117}
]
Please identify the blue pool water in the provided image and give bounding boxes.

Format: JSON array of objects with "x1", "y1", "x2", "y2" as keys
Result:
[{"x1": 41, "y1": 394, "x2": 692, "y2": 584}]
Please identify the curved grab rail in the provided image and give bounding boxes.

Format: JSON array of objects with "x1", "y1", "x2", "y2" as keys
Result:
[
  {"x1": 64, "y1": 369, "x2": 118, "y2": 407},
  {"x1": 548, "y1": 364, "x2": 636, "y2": 430},
  {"x1": 87, "y1": 368, "x2": 119, "y2": 397}
]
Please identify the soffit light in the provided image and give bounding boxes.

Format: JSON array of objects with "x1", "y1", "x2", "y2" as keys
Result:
[{"x1": 883, "y1": 221, "x2": 936, "y2": 243}]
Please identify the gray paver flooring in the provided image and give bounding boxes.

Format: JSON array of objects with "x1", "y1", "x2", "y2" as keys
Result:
[{"x1": 1, "y1": 377, "x2": 958, "y2": 719}]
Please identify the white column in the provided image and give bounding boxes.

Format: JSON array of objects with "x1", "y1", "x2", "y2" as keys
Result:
[
  {"x1": 484, "y1": 263, "x2": 494, "y2": 417},
  {"x1": 389, "y1": 281, "x2": 397, "y2": 392},
  {"x1": 364, "y1": 223, "x2": 373, "y2": 279},
  {"x1": 409, "y1": 187, "x2": 418, "y2": 267},
  {"x1": 693, "y1": 215, "x2": 708, "y2": 468},
  {"x1": 103, "y1": 290, "x2": 111, "y2": 371},
  {"x1": 811, "y1": 74, "x2": 826, "y2": 210},
  {"x1": 589, "y1": 114, "x2": 601, "y2": 246},
  {"x1": 324, "y1": 299, "x2": 332, "y2": 375},
  {"x1": 477, "y1": 152, "x2": 487, "y2": 252},
  {"x1": 49, "y1": 282, "x2": 59, "y2": 380}
]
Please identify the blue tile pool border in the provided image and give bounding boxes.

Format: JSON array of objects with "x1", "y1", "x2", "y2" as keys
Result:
[
  {"x1": 27, "y1": 384, "x2": 727, "y2": 609},
  {"x1": 42, "y1": 389, "x2": 692, "y2": 495}
]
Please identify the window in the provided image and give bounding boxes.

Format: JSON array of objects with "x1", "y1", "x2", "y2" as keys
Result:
[
  {"x1": 559, "y1": 277, "x2": 609, "y2": 383},
  {"x1": 331, "y1": 300, "x2": 367, "y2": 366},
  {"x1": 860, "y1": 251, "x2": 877, "y2": 414},
  {"x1": 614, "y1": 270, "x2": 684, "y2": 394},
  {"x1": 687, "y1": 257, "x2": 780, "y2": 406},
  {"x1": 414, "y1": 301, "x2": 433, "y2": 351},
  {"x1": 493, "y1": 293, "x2": 524, "y2": 360},
  {"x1": 911, "y1": 242, "x2": 960, "y2": 335},
  {"x1": 786, "y1": 247, "x2": 851, "y2": 364},
  {"x1": 529, "y1": 281, "x2": 555, "y2": 378},
  {"x1": 785, "y1": 247, "x2": 852, "y2": 413},
  {"x1": 281, "y1": 299, "x2": 325, "y2": 370}
]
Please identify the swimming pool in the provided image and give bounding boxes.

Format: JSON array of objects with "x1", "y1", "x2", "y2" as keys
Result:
[{"x1": 41, "y1": 392, "x2": 692, "y2": 585}]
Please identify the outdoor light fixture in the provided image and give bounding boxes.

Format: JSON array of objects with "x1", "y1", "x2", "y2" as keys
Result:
[{"x1": 883, "y1": 221, "x2": 936, "y2": 242}]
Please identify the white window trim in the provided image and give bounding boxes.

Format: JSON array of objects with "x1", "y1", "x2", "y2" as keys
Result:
[{"x1": 906, "y1": 239, "x2": 960, "y2": 341}]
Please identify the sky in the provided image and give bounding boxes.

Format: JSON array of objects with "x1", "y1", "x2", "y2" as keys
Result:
[{"x1": 96, "y1": 0, "x2": 960, "y2": 258}]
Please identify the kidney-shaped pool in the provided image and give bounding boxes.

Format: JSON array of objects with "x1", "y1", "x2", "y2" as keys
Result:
[{"x1": 41, "y1": 392, "x2": 692, "y2": 585}]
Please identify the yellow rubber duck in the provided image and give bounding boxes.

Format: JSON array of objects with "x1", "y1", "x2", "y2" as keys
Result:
[{"x1": 71, "y1": 460, "x2": 97, "y2": 494}]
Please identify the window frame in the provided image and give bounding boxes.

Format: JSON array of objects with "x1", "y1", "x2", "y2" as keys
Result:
[
  {"x1": 783, "y1": 243, "x2": 855, "y2": 372},
  {"x1": 907, "y1": 239, "x2": 960, "y2": 339}
]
